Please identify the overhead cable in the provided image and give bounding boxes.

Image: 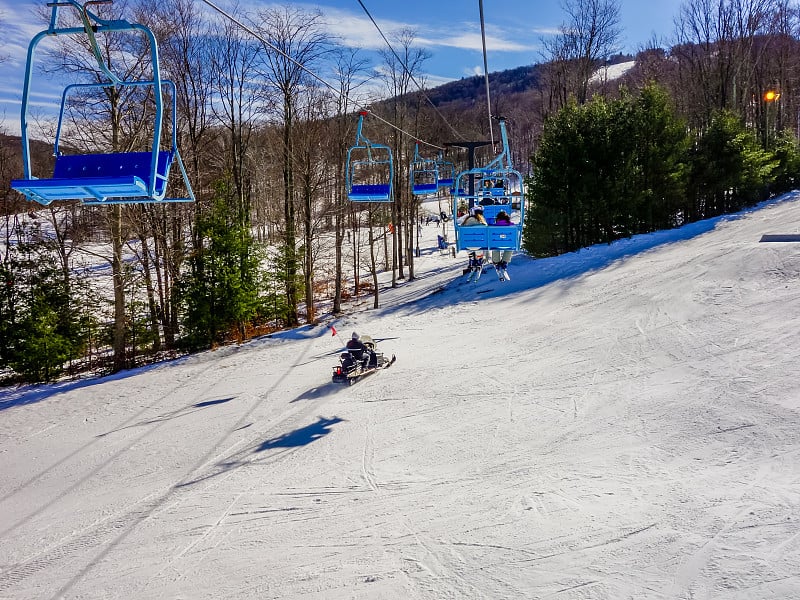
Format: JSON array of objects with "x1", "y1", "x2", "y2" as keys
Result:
[
  {"x1": 355, "y1": 0, "x2": 465, "y2": 142},
  {"x1": 197, "y1": 0, "x2": 444, "y2": 150}
]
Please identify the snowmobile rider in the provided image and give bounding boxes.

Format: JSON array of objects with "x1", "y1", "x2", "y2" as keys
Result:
[{"x1": 346, "y1": 332, "x2": 376, "y2": 368}]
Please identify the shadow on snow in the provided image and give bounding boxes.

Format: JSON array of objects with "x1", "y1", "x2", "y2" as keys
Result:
[
  {"x1": 255, "y1": 416, "x2": 344, "y2": 451},
  {"x1": 385, "y1": 195, "x2": 800, "y2": 317}
]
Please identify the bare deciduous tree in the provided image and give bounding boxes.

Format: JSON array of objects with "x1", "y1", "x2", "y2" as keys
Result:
[
  {"x1": 254, "y1": 5, "x2": 331, "y2": 325},
  {"x1": 541, "y1": 0, "x2": 622, "y2": 110},
  {"x1": 209, "y1": 8, "x2": 260, "y2": 222},
  {"x1": 671, "y1": 0, "x2": 791, "y2": 137},
  {"x1": 329, "y1": 47, "x2": 370, "y2": 314},
  {"x1": 377, "y1": 27, "x2": 430, "y2": 285}
]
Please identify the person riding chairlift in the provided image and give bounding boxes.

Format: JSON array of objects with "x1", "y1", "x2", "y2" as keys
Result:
[
  {"x1": 460, "y1": 207, "x2": 487, "y2": 226},
  {"x1": 490, "y1": 210, "x2": 514, "y2": 268},
  {"x1": 493, "y1": 210, "x2": 513, "y2": 226}
]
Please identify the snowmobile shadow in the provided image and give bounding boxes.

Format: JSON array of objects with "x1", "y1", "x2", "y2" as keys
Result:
[
  {"x1": 291, "y1": 383, "x2": 341, "y2": 402},
  {"x1": 254, "y1": 416, "x2": 345, "y2": 451},
  {"x1": 177, "y1": 416, "x2": 346, "y2": 488}
]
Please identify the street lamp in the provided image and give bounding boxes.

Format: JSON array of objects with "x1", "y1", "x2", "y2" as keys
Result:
[{"x1": 763, "y1": 89, "x2": 781, "y2": 148}]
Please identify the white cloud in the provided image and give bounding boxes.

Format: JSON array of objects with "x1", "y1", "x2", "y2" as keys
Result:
[
  {"x1": 320, "y1": 7, "x2": 407, "y2": 50},
  {"x1": 283, "y1": 4, "x2": 538, "y2": 56},
  {"x1": 433, "y1": 31, "x2": 535, "y2": 53},
  {"x1": 422, "y1": 72, "x2": 456, "y2": 88}
]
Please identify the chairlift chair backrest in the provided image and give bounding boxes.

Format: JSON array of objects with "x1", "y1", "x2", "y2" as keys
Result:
[
  {"x1": 436, "y1": 153, "x2": 455, "y2": 190},
  {"x1": 409, "y1": 141, "x2": 439, "y2": 197}
]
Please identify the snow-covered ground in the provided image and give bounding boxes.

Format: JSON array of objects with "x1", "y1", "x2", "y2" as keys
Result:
[
  {"x1": 590, "y1": 60, "x2": 636, "y2": 83},
  {"x1": 2, "y1": 194, "x2": 800, "y2": 599}
]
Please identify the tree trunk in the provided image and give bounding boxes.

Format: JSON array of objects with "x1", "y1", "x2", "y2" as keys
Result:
[
  {"x1": 283, "y1": 98, "x2": 299, "y2": 326},
  {"x1": 111, "y1": 205, "x2": 126, "y2": 372},
  {"x1": 369, "y1": 220, "x2": 380, "y2": 309},
  {"x1": 138, "y1": 230, "x2": 162, "y2": 353},
  {"x1": 303, "y1": 174, "x2": 315, "y2": 323}
]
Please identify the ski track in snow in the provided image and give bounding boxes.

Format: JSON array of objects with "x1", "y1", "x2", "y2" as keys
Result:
[{"x1": 1, "y1": 196, "x2": 800, "y2": 598}]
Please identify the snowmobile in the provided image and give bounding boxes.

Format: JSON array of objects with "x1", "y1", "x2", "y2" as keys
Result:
[{"x1": 332, "y1": 335, "x2": 396, "y2": 385}]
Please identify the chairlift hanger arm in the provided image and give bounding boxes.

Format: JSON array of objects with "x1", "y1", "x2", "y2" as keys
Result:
[
  {"x1": 482, "y1": 118, "x2": 513, "y2": 171},
  {"x1": 46, "y1": 0, "x2": 142, "y2": 85}
]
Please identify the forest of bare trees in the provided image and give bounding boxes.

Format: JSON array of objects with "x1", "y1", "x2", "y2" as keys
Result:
[{"x1": 1, "y1": 0, "x2": 799, "y2": 382}]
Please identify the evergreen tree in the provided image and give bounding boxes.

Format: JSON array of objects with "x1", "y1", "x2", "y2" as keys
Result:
[
  {"x1": 524, "y1": 101, "x2": 587, "y2": 256},
  {"x1": 768, "y1": 130, "x2": 800, "y2": 196},
  {"x1": 630, "y1": 83, "x2": 690, "y2": 231},
  {"x1": 12, "y1": 295, "x2": 76, "y2": 382},
  {"x1": 525, "y1": 85, "x2": 691, "y2": 257},
  {"x1": 0, "y1": 260, "x2": 19, "y2": 369},
  {"x1": 178, "y1": 191, "x2": 262, "y2": 350},
  {"x1": 2, "y1": 242, "x2": 90, "y2": 382},
  {"x1": 688, "y1": 110, "x2": 778, "y2": 218}
]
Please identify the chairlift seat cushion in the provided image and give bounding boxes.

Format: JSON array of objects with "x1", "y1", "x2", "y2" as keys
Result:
[
  {"x1": 412, "y1": 182, "x2": 438, "y2": 196},
  {"x1": 12, "y1": 151, "x2": 174, "y2": 204},
  {"x1": 349, "y1": 183, "x2": 391, "y2": 202},
  {"x1": 437, "y1": 178, "x2": 453, "y2": 188}
]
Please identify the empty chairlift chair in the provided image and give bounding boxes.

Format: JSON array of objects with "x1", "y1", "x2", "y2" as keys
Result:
[
  {"x1": 409, "y1": 142, "x2": 439, "y2": 197},
  {"x1": 346, "y1": 111, "x2": 394, "y2": 202},
  {"x1": 11, "y1": 0, "x2": 194, "y2": 206},
  {"x1": 436, "y1": 152, "x2": 455, "y2": 191}
]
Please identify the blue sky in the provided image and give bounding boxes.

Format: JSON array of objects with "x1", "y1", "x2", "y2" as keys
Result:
[{"x1": 0, "y1": 0, "x2": 685, "y2": 134}]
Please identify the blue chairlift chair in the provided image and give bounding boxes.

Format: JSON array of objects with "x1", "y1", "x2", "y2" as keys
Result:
[
  {"x1": 11, "y1": 0, "x2": 194, "y2": 206},
  {"x1": 409, "y1": 141, "x2": 439, "y2": 197},
  {"x1": 435, "y1": 152, "x2": 455, "y2": 190},
  {"x1": 452, "y1": 118, "x2": 525, "y2": 255},
  {"x1": 346, "y1": 111, "x2": 394, "y2": 202}
]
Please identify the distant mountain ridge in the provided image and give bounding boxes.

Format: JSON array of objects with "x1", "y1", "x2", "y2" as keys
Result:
[{"x1": 423, "y1": 53, "x2": 635, "y2": 107}]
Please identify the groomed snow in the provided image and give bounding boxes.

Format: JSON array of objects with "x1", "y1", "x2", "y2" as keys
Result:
[{"x1": 2, "y1": 193, "x2": 800, "y2": 599}]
